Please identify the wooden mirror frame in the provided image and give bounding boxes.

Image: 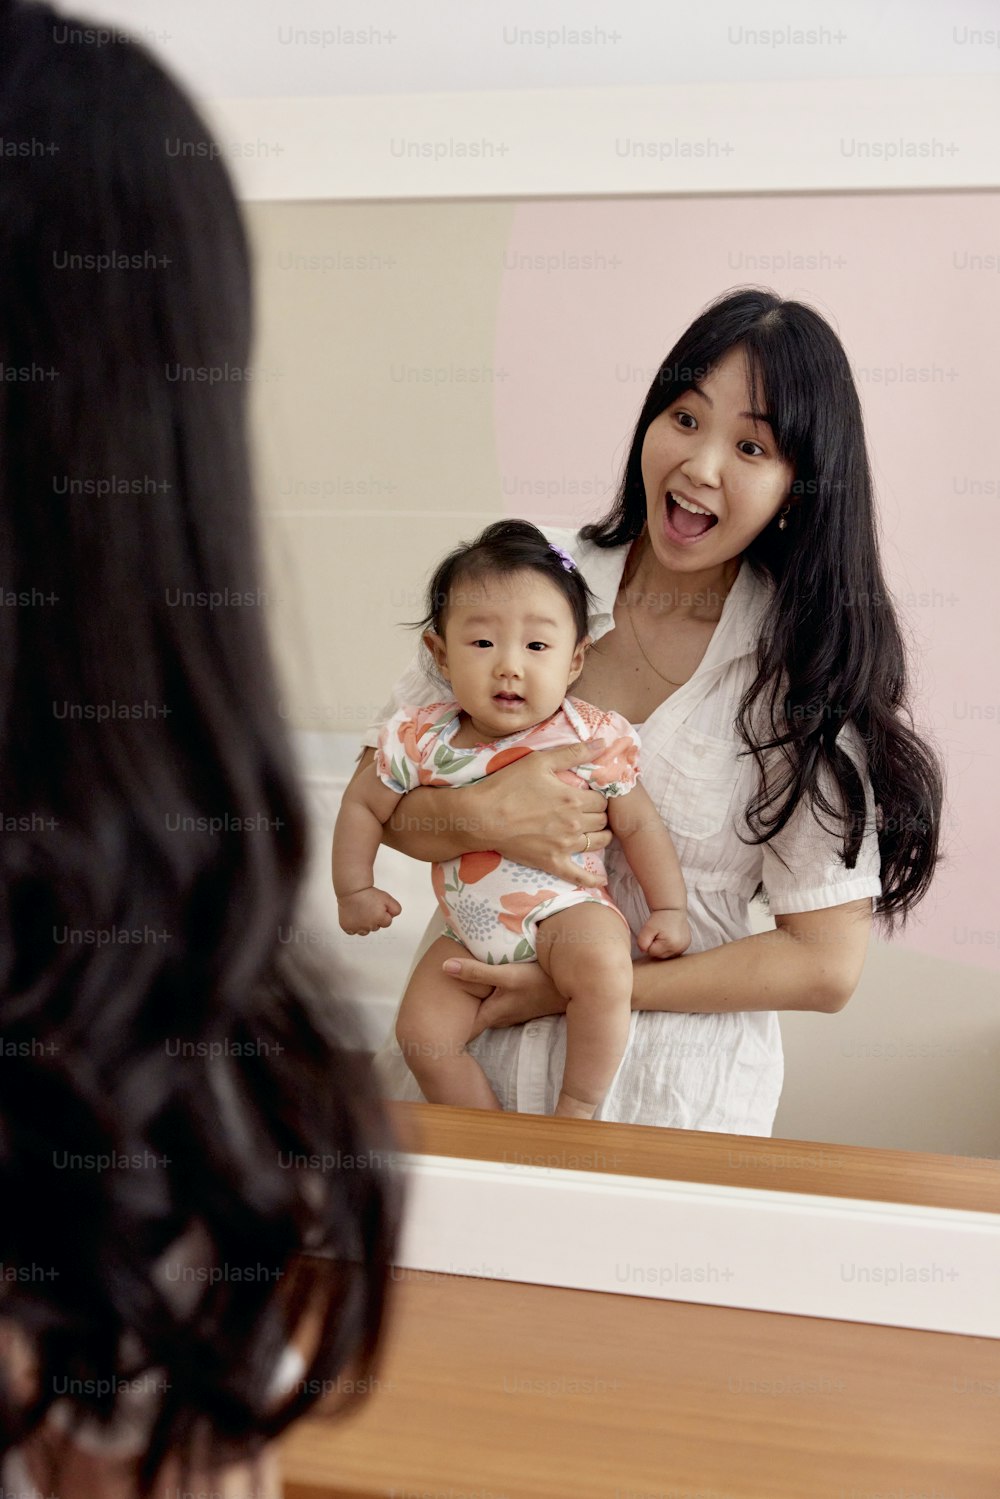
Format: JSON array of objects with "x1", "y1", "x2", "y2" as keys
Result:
[{"x1": 387, "y1": 1103, "x2": 1000, "y2": 1338}]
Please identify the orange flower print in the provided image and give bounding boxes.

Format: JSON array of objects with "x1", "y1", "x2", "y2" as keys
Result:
[
  {"x1": 431, "y1": 862, "x2": 449, "y2": 915},
  {"x1": 498, "y1": 889, "x2": 558, "y2": 936},
  {"x1": 397, "y1": 701, "x2": 452, "y2": 764},
  {"x1": 485, "y1": 745, "x2": 534, "y2": 775},
  {"x1": 458, "y1": 850, "x2": 503, "y2": 884},
  {"x1": 587, "y1": 735, "x2": 639, "y2": 789},
  {"x1": 417, "y1": 766, "x2": 451, "y2": 787},
  {"x1": 397, "y1": 714, "x2": 424, "y2": 767}
]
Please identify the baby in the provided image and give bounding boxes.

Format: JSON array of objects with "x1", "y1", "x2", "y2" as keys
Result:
[{"x1": 333, "y1": 519, "x2": 690, "y2": 1120}]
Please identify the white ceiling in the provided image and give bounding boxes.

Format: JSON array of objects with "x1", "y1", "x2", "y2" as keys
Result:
[{"x1": 53, "y1": 0, "x2": 1000, "y2": 99}]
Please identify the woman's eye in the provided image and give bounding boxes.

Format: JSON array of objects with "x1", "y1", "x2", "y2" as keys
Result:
[{"x1": 673, "y1": 409, "x2": 767, "y2": 457}]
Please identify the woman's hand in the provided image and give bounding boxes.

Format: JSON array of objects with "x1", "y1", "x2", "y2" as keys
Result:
[
  {"x1": 442, "y1": 954, "x2": 569, "y2": 1039},
  {"x1": 470, "y1": 739, "x2": 612, "y2": 886}
]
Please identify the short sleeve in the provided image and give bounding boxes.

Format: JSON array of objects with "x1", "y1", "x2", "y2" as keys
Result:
[
  {"x1": 760, "y1": 722, "x2": 883, "y2": 915},
  {"x1": 374, "y1": 705, "x2": 425, "y2": 794},
  {"x1": 574, "y1": 709, "x2": 642, "y2": 799}
]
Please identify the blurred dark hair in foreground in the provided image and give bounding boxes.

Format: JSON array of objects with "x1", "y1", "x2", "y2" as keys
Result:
[{"x1": 0, "y1": 2, "x2": 400, "y2": 1493}]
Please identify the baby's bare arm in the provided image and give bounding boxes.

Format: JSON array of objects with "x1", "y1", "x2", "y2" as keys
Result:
[
  {"x1": 332, "y1": 761, "x2": 403, "y2": 899},
  {"x1": 606, "y1": 783, "x2": 687, "y2": 914}
]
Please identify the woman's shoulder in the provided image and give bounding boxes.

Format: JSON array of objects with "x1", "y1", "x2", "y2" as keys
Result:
[
  {"x1": 538, "y1": 523, "x2": 621, "y2": 566},
  {"x1": 536, "y1": 523, "x2": 578, "y2": 546}
]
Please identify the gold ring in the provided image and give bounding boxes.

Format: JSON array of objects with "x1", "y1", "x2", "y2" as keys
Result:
[{"x1": 583, "y1": 832, "x2": 591, "y2": 853}]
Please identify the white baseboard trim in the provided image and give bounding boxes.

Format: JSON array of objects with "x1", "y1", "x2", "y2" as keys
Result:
[{"x1": 395, "y1": 1152, "x2": 1000, "y2": 1338}]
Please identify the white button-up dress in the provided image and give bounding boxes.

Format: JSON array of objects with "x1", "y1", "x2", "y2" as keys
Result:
[{"x1": 362, "y1": 526, "x2": 883, "y2": 1135}]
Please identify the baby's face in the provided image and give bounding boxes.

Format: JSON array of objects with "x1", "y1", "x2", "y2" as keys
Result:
[{"x1": 424, "y1": 569, "x2": 587, "y2": 740}]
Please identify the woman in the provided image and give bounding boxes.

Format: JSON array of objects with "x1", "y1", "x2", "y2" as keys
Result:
[
  {"x1": 351, "y1": 288, "x2": 943, "y2": 1133},
  {"x1": 0, "y1": 3, "x2": 400, "y2": 1496}
]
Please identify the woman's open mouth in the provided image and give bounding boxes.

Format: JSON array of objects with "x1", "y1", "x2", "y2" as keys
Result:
[{"x1": 663, "y1": 490, "x2": 719, "y2": 546}]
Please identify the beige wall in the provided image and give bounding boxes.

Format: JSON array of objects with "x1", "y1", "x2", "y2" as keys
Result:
[
  {"x1": 245, "y1": 199, "x2": 517, "y2": 735},
  {"x1": 775, "y1": 944, "x2": 1000, "y2": 1156}
]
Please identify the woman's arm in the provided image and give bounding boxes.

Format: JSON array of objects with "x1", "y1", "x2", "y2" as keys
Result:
[
  {"x1": 343, "y1": 742, "x2": 614, "y2": 887},
  {"x1": 635, "y1": 898, "x2": 873, "y2": 1015},
  {"x1": 462, "y1": 897, "x2": 873, "y2": 1035}
]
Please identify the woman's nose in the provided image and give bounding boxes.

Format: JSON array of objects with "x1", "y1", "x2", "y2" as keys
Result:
[{"x1": 680, "y1": 439, "x2": 724, "y2": 489}]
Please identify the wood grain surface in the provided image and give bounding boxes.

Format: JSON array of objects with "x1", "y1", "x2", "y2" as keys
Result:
[
  {"x1": 278, "y1": 1105, "x2": 1000, "y2": 1497},
  {"x1": 281, "y1": 1269, "x2": 1000, "y2": 1498},
  {"x1": 388, "y1": 1100, "x2": 1000, "y2": 1212}
]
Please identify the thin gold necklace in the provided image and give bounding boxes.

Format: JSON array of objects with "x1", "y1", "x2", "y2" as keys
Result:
[
  {"x1": 621, "y1": 539, "x2": 690, "y2": 688},
  {"x1": 624, "y1": 594, "x2": 689, "y2": 687}
]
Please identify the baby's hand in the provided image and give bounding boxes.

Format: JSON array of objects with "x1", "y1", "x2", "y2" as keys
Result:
[
  {"x1": 636, "y1": 908, "x2": 691, "y2": 960},
  {"x1": 338, "y1": 887, "x2": 402, "y2": 936}
]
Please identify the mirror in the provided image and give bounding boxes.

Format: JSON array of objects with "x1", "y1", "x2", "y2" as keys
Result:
[{"x1": 246, "y1": 189, "x2": 1000, "y2": 1165}]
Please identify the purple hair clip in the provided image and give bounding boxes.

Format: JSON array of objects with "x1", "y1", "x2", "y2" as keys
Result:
[{"x1": 549, "y1": 543, "x2": 576, "y2": 573}]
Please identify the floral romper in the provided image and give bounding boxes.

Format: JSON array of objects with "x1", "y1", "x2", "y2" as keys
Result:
[{"x1": 375, "y1": 695, "x2": 641, "y2": 964}]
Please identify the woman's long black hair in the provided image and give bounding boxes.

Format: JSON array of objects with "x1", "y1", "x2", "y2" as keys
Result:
[
  {"x1": 581, "y1": 287, "x2": 944, "y2": 932},
  {"x1": 0, "y1": 2, "x2": 399, "y2": 1494}
]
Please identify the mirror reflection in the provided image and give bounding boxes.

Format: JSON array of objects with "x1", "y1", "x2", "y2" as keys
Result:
[{"x1": 253, "y1": 195, "x2": 1000, "y2": 1158}]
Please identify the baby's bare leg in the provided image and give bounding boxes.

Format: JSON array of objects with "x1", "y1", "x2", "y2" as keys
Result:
[
  {"x1": 535, "y1": 904, "x2": 633, "y2": 1120},
  {"x1": 395, "y1": 936, "x2": 501, "y2": 1110}
]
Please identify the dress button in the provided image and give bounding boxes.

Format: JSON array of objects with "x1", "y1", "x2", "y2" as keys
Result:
[{"x1": 693, "y1": 746, "x2": 704, "y2": 758}]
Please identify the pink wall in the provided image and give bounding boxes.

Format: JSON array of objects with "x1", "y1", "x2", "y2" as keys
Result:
[{"x1": 492, "y1": 194, "x2": 999, "y2": 971}]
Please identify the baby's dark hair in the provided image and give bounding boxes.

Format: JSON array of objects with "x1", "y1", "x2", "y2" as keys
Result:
[{"x1": 413, "y1": 520, "x2": 597, "y2": 642}]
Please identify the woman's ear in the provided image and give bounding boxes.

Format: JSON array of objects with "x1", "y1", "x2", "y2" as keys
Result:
[{"x1": 423, "y1": 630, "x2": 449, "y2": 677}]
